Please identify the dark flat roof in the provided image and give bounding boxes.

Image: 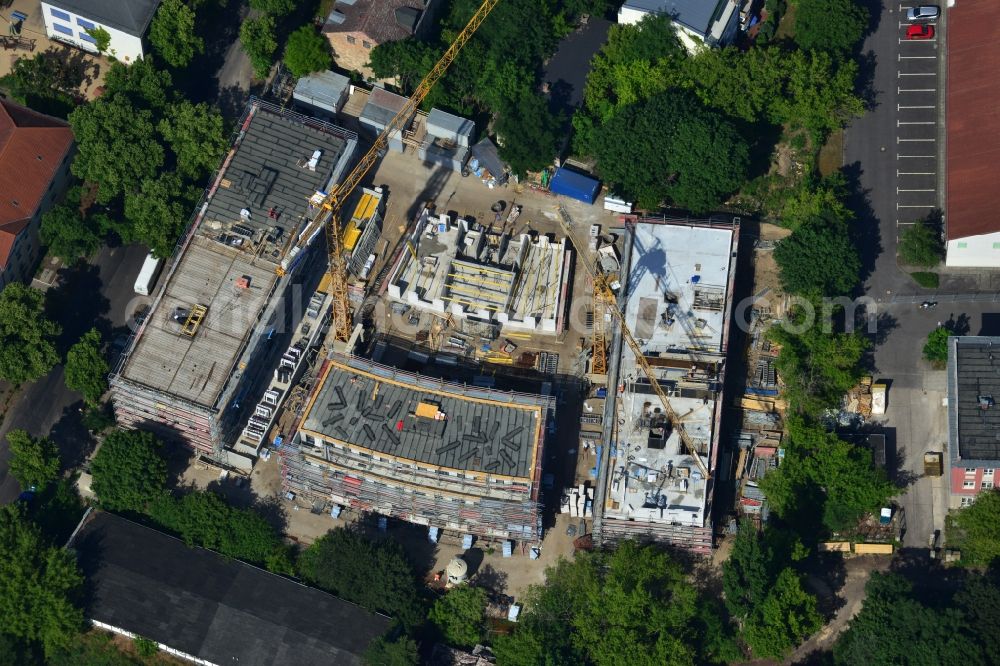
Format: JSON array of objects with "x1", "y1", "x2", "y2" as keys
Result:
[
  {"x1": 50, "y1": 0, "x2": 161, "y2": 36},
  {"x1": 300, "y1": 356, "x2": 547, "y2": 478},
  {"x1": 952, "y1": 338, "x2": 1000, "y2": 461},
  {"x1": 946, "y1": 1, "x2": 1000, "y2": 239},
  {"x1": 69, "y1": 511, "x2": 390, "y2": 666}
]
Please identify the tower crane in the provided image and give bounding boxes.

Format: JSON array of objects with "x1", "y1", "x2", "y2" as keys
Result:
[
  {"x1": 557, "y1": 207, "x2": 710, "y2": 478},
  {"x1": 281, "y1": 0, "x2": 501, "y2": 344}
]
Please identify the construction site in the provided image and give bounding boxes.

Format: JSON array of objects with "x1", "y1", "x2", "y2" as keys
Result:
[{"x1": 109, "y1": 100, "x2": 358, "y2": 470}]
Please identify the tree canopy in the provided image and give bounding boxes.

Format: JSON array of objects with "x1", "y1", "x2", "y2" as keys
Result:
[
  {"x1": 923, "y1": 325, "x2": 950, "y2": 365},
  {"x1": 240, "y1": 16, "x2": 278, "y2": 80},
  {"x1": 0, "y1": 505, "x2": 83, "y2": 656},
  {"x1": 590, "y1": 91, "x2": 749, "y2": 212},
  {"x1": 363, "y1": 634, "x2": 420, "y2": 666},
  {"x1": 795, "y1": 0, "x2": 869, "y2": 55},
  {"x1": 494, "y1": 92, "x2": 564, "y2": 176},
  {"x1": 0, "y1": 282, "x2": 61, "y2": 386},
  {"x1": 298, "y1": 528, "x2": 425, "y2": 628},
  {"x1": 429, "y1": 586, "x2": 487, "y2": 649},
  {"x1": 5, "y1": 430, "x2": 60, "y2": 490},
  {"x1": 64, "y1": 328, "x2": 109, "y2": 406},
  {"x1": 774, "y1": 214, "x2": 861, "y2": 296},
  {"x1": 39, "y1": 188, "x2": 107, "y2": 261},
  {"x1": 495, "y1": 541, "x2": 738, "y2": 666},
  {"x1": 149, "y1": 0, "x2": 204, "y2": 68},
  {"x1": 249, "y1": 0, "x2": 294, "y2": 14},
  {"x1": 90, "y1": 429, "x2": 167, "y2": 512},
  {"x1": 283, "y1": 26, "x2": 331, "y2": 78},
  {"x1": 899, "y1": 220, "x2": 944, "y2": 268},
  {"x1": 947, "y1": 490, "x2": 1000, "y2": 566},
  {"x1": 123, "y1": 173, "x2": 198, "y2": 258}
]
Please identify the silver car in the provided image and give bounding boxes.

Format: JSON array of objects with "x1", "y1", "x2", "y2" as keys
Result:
[{"x1": 906, "y1": 5, "x2": 940, "y2": 21}]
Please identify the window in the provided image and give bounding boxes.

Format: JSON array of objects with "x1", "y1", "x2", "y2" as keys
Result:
[
  {"x1": 963, "y1": 480, "x2": 976, "y2": 489},
  {"x1": 79, "y1": 31, "x2": 96, "y2": 43},
  {"x1": 982, "y1": 481, "x2": 995, "y2": 490},
  {"x1": 50, "y1": 7, "x2": 71, "y2": 21},
  {"x1": 362, "y1": 40, "x2": 371, "y2": 48},
  {"x1": 52, "y1": 22, "x2": 73, "y2": 36},
  {"x1": 961, "y1": 496, "x2": 974, "y2": 507},
  {"x1": 986, "y1": 468, "x2": 996, "y2": 475},
  {"x1": 965, "y1": 467, "x2": 976, "y2": 475},
  {"x1": 958, "y1": 242, "x2": 968, "y2": 249},
  {"x1": 76, "y1": 17, "x2": 95, "y2": 30},
  {"x1": 346, "y1": 35, "x2": 356, "y2": 44}
]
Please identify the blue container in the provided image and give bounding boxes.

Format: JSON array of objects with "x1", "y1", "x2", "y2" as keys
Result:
[{"x1": 549, "y1": 167, "x2": 600, "y2": 205}]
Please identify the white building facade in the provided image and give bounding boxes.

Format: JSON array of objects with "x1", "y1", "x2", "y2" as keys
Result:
[{"x1": 41, "y1": 0, "x2": 160, "y2": 63}]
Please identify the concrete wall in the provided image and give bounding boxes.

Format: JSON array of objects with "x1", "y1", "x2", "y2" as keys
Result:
[
  {"x1": 41, "y1": 2, "x2": 146, "y2": 62},
  {"x1": 946, "y1": 230, "x2": 1000, "y2": 267}
]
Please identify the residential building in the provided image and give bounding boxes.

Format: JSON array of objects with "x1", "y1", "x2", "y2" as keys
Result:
[
  {"x1": 618, "y1": 0, "x2": 740, "y2": 52},
  {"x1": 281, "y1": 354, "x2": 555, "y2": 542},
  {"x1": 68, "y1": 510, "x2": 391, "y2": 666},
  {"x1": 595, "y1": 218, "x2": 739, "y2": 554},
  {"x1": 0, "y1": 99, "x2": 74, "y2": 291},
  {"x1": 946, "y1": 336, "x2": 1000, "y2": 508},
  {"x1": 109, "y1": 100, "x2": 357, "y2": 469},
  {"x1": 944, "y1": 1, "x2": 1000, "y2": 266},
  {"x1": 41, "y1": 0, "x2": 161, "y2": 62},
  {"x1": 322, "y1": 0, "x2": 440, "y2": 79}
]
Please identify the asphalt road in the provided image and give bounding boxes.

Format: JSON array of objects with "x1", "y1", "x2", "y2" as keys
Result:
[{"x1": 0, "y1": 244, "x2": 149, "y2": 503}]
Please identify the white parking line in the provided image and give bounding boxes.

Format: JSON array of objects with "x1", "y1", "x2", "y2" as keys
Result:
[
  {"x1": 898, "y1": 188, "x2": 936, "y2": 193},
  {"x1": 898, "y1": 138, "x2": 936, "y2": 142},
  {"x1": 898, "y1": 105, "x2": 935, "y2": 110},
  {"x1": 897, "y1": 154, "x2": 936, "y2": 158},
  {"x1": 897, "y1": 220, "x2": 920, "y2": 225},
  {"x1": 898, "y1": 121, "x2": 936, "y2": 126},
  {"x1": 899, "y1": 88, "x2": 937, "y2": 93},
  {"x1": 898, "y1": 72, "x2": 937, "y2": 76},
  {"x1": 898, "y1": 171, "x2": 936, "y2": 175},
  {"x1": 897, "y1": 204, "x2": 937, "y2": 209},
  {"x1": 899, "y1": 39, "x2": 938, "y2": 44},
  {"x1": 899, "y1": 55, "x2": 936, "y2": 60}
]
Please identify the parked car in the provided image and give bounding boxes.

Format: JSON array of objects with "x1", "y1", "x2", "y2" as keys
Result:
[
  {"x1": 906, "y1": 5, "x2": 940, "y2": 21},
  {"x1": 906, "y1": 24, "x2": 935, "y2": 39}
]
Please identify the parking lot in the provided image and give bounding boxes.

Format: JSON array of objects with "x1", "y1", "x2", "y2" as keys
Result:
[{"x1": 895, "y1": 4, "x2": 945, "y2": 230}]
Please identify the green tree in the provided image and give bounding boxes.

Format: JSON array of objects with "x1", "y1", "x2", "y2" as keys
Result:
[
  {"x1": 68, "y1": 97, "x2": 165, "y2": 203},
  {"x1": 0, "y1": 504, "x2": 83, "y2": 656},
  {"x1": 770, "y1": 51, "x2": 865, "y2": 140},
  {"x1": 0, "y1": 283, "x2": 61, "y2": 386},
  {"x1": 249, "y1": 0, "x2": 295, "y2": 14},
  {"x1": 5, "y1": 430, "x2": 60, "y2": 490},
  {"x1": 795, "y1": 0, "x2": 869, "y2": 55},
  {"x1": 899, "y1": 220, "x2": 944, "y2": 268},
  {"x1": 39, "y1": 199, "x2": 103, "y2": 261},
  {"x1": 369, "y1": 38, "x2": 439, "y2": 92},
  {"x1": 774, "y1": 214, "x2": 860, "y2": 296},
  {"x1": 283, "y1": 26, "x2": 331, "y2": 78},
  {"x1": 149, "y1": 0, "x2": 204, "y2": 68},
  {"x1": 158, "y1": 100, "x2": 228, "y2": 180},
  {"x1": 744, "y1": 568, "x2": 822, "y2": 659},
  {"x1": 101, "y1": 58, "x2": 173, "y2": 110},
  {"x1": 240, "y1": 16, "x2": 278, "y2": 80},
  {"x1": 922, "y1": 325, "x2": 950, "y2": 365},
  {"x1": 722, "y1": 522, "x2": 773, "y2": 620},
  {"x1": 769, "y1": 307, "x2": 869, "y2": 416},
  {"x1": 429, "y1": 586, "x2": 487, "y2": 649},
  {"x1": 591, "y1": 92, "x2": 749, "y2": 212},
  {"x1": 834, "y1": 573, "x2": 985, "y2": 665},
  {"x1": 494, "y1": 92, "x2": 563, "y2": 176},
  {"x1": 90, "y1": 430, "x2": 167, "y2": 512},
  {"x1": 298, "y1": 528, "x2": 424, "y2": 628},
  {"x1": 363, "y1": 634, "x2": 419, "y2": 666},
  {"x1": 64, "y1": 328, "x2": 109, "y2": 406},
  {"x1": 85, "y1": 27, "x2": 111, "y2": 54},
  {"x1": 124, "y1": 173, "x2": 198, "y2": 258},
  {"x1": 760, "y1": 418, "x2": 895, "y2": 534},
  {"x1": 947, "y1": 490, "x2": 1000, "y2": 566}
]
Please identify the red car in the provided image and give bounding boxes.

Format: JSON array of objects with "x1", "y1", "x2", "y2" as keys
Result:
[{"x1": 906, "y1": 24, "x2": 935, "y2": 39}]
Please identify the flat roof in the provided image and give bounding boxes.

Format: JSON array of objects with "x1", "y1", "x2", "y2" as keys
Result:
[
  {"x1": 946, "y1": 1, "x2": 1000, "y2": 239},
  {"x1": 621, "y1": 0, "x2": 720, "y2": 34},
  {"x1": 300, "y1": 357, "x2": 548, "y2": 479},
  {"x1": 950, "y1": 337, "x2": 1000, "y2": 462},
  {"x1": 119, "y1": 103, "x2": 353, "y2": 408},
  {"x1": 49, "y1": 0, "x2": 161, "y2": 36},
  {"x1": 624, "y1": 222, "x2": 733, "y2": 354},
  {"x1": 70, "y1": 511, "x2": 390, "y2": 666}
]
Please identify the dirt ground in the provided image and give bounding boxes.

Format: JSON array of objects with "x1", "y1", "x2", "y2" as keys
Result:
[{"x1": 0, "y1": 0, "x2": 109, "y2": 99}]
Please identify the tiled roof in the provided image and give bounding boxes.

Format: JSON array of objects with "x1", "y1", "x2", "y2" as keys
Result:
[
  {"x1": 0, "y1": 100, "x2": 74, "y2": 268},
  {"x1": 323, "y1": 0, "x2": 426, "y2": 44}
]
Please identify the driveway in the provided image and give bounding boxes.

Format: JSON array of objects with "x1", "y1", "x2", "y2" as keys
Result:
[{"x1": 0, "y1": 244, "x2": 149, "y2": 503}]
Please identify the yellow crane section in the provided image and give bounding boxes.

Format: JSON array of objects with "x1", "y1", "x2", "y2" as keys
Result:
[
  {"x1": 282, "y1": 0, "x2": 501, "y2": 343},
  {"x1": 557, "y1": 207, "x2": 710, "y2": 478},
  {"x1": 592, "y1": 283, "x2": 608, "y2": 375}
]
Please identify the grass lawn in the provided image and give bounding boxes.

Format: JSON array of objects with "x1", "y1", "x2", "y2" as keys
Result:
[
  {"x1": 818, "y1": 129, "x2": 844, "y2": 177},
  {"x1": 775, "y1": 2, "x2": 797, "y2": 40},
  {"x1": 910, "y1": 272, "x2": 939, "y2": 289}
]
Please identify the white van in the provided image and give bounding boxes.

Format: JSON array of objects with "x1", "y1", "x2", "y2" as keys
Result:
[{"x1": 133, "y1": 252, "x2": 163, "y2": 296}]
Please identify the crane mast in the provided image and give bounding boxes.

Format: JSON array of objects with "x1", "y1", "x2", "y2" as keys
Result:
[
  {"x1": 283, "y1": 0, "x2": 501, "y2": 343},
  {"x1": 557, "y1": 207, "x2": 710, "y2": 478}
]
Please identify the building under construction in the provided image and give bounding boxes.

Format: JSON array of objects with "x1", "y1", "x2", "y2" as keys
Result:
[
  {"x1": 595, "y1": 219, "x2": 739, "y2": 554},
  {"x1": 280, "y1": 354, "x2": 554, "y2": 541},
  {"x1": 110, "y1": 100, "x2": 357, "y2": 466}
]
